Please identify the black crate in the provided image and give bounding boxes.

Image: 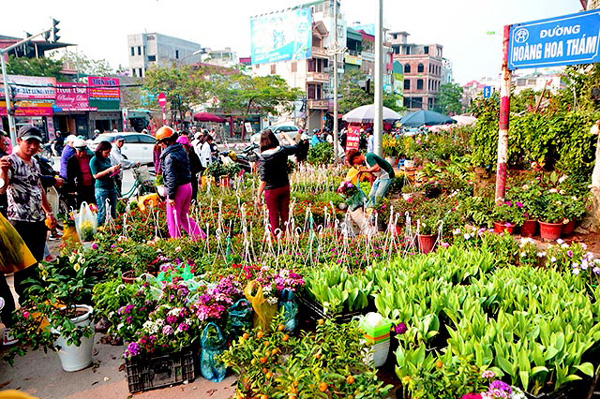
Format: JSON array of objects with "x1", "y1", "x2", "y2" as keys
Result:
[
  {"x1": 298, "y1": 295, "x2": 365, "y2": 325},
  {"x1": 125, "y1": 347, "x2": 196, "y2": 393}
]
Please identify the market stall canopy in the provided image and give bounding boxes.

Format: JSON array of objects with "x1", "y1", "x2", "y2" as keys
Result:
[
  {"x1": 399, "y1": 110, "x2": 457, "y2": 127},
  {"x1": 342, "y1": 104, "x2": 402, "y2": 123},
  {"x1": 451, "y1": 114, "x2": 477, "y2": 126},
  {"x1": 193, "y1": 112, "x2": 225, "y2": 123}
]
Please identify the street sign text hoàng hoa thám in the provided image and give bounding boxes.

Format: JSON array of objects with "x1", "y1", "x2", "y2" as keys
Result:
[{"x1": 508, "y1": 9, "x2": 600, "y2": 70}]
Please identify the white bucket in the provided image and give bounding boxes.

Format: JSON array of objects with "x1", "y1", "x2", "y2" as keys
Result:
[
  {"x1": 364, "y1": 340, "x2": 390, "y2": 368},
  {"x1": 52, "y1": 305, "x2": 94, "y2": 372}
]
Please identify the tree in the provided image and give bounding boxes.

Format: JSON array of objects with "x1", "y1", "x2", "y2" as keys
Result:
[
  {"x1": 435, "y1": 83, "x2": 463, "y2": 115},
  {"x1": 209, "y1": 71, "x2": 303, "y2": 119},
  {"x1": 6, "y1": 56, "x2": 65, "y2": 80},
  {"x1": 59, "y1": 51, "x2": 114, "y2": 77},
  {"x1": 143, "y1": 64, "x2": 210, "y2": 123},
  {"x1": 338, "y1": 68, "x2": 405, "y2": 113}
]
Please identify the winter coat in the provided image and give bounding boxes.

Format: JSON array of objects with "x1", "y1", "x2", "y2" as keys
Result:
[{"x1": 160, "y1": 143, "x2": 191, "y2": 198}]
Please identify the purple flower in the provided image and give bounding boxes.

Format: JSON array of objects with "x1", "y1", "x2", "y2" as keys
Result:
[
  {"x1": 91, "y1": 242, "x2": 98, "y2": 250},
  {"x1": 489, "y1": 380, "x2": 512, "y2": 394},
  {"x1": 125, "y1": 342, "x2": 140, "y2": 357},
  {"x1": 515, "y1": 202, "x2": 523, "y2": 208},
  {"x1": 567, "y1": 250, "x2": 573, "y2": 258},
  {"x1": 394, "y1": 322, "x2": 408, "y2": 334},
  {"x1": 166, "y1": 315, "x2": 178, "y2": 324},
  {"x1": 162, "y1": 325, "x2": 174, "y2": 335}
]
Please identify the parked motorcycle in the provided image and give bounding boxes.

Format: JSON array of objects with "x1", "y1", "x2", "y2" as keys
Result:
[{"x1": 219, "y1": 143, "x2": 259, "y2": 174}]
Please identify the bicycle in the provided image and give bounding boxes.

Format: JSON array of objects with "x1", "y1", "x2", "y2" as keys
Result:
[{"x1": 121, "y1": 165, "x2": 156, "y2": 199}]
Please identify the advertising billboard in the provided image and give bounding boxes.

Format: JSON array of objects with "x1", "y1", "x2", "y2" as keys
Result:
[
  {"x1": 88, "y1": 76, "x2": 120, "y2": 110},
  {"x1": 508, "y1": 9, "x2": 600, "y2": 70},
  {"x1": 251, "y1": 7, "x2": 312, "y2": 65},
  {"x1": 0, "y1": 75, "x2": 55, "y2": 116}
]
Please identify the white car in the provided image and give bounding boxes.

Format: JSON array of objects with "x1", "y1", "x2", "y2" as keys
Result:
[
  {"x1": 250, "y1": 124, "x2": 299, "y2": 145},
  {"x1": 90, "y1": 132, "x2": 155, "y2": 165}
]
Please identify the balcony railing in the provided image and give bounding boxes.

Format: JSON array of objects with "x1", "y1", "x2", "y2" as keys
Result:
[
  {"x1": 311, "y1": 47, "x2": 328, "y2": 59},
  {"x1": 307, "y1": 72, "x2": 330, "y2": 83},
  {"x1": 307, "y1": 99, "x2": 328, "y2": 109}
]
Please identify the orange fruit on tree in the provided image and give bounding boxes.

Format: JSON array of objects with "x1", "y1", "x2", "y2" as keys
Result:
[
  {"x1": 282, "y1": 334, "x2": 289, "y2": 342},
  {"x1": 243, "y1": 333, "x2": 249, "y2": 339},
  {"x1": 265, "y1": 372, "x2": 273, "y2": 379},
  {"x1": 257, "y1": 331, "x2": 264, "y2": 339},
  {"x1": 346, "y1": 375, "x2": 355, "y2": 384},
  {"x1": 435, "y1": 360, "x2": 443, "y2": 368},
  {"x1": 260, "y1": 357, "x2": 267, "y2": 364},
  {"x1": 262, "y1": 367, "x2": 268, "y2": 374},
  {"x1": 260, "y1": 395, "x2": 268, "y2": 399},
  {"x1": 264, "y1": 340, "x2": 270, "y2": 346},
  {"x1": 271, "y1": 348, "x2": 278, "y2": 355},
  {"x1": 318, "y1": 382, "x2": 328, "y2": 392},
  {"x1": 317, "y1": 319, "x2": 325, "y2": 325},
  {"x1": 278, "y1": 324, "x2": 285, "y2": 331}
]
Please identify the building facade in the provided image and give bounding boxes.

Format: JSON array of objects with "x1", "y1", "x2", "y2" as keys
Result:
[
  {"x1": 127, "y1": 33, "x2": 202, "y2": 77},
  {"x1": 389, "y1": 31, "x2": 445, "y2": 111}
]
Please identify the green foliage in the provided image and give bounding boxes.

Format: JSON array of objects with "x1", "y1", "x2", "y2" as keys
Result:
[
  {"x1": 59, "y1": 50, "x2": 114, "y2": 77},
  {"x1": 307, "y1": 142, "x2": 334, "y2": 165},
  {"x1": 338, "y1": 68, "x2": 405, "y2": 113},
  {"x1": 434, "y1": 83, "x2": 463, "y2": 115},
  {"x1": 6, "y1": 56, "x2": 65, "y2": 80}
]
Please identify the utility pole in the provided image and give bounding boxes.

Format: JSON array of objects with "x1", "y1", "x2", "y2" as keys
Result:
[
  {"x1": 1, "y1": 19, "x2": 59, "y2": 146},
  {"x1": 494, "y1": 25, "x2": 512, "y2": 205},
  {"x1": 332, "y1": 0, "x2": 340, "y2": 162},
  {"x1": 373, "y1": 0, "x2": 383, "y2": 156}
]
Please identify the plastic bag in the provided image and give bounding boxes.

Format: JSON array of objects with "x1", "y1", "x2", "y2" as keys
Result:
[
  {"x1": 0, "y1": 212, "x2": 36, "y2": 274},
  {"x1": 74, "y1": 201, "x2": 97, "y2": 242},
  {"x1": 244, "y1": 280, "x2": 278, "y2": 331},
  {"x1": 226, "y1": 299, "x2": 253, "y2": 338},
  {"x1": 200, "y1": 322, "x2": 227, "y2": 382},
  {"x1": 279, "y1": 289, "x2": 298, "y2": 333}
]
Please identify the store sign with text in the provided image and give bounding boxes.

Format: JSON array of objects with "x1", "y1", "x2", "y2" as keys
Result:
[
  {"x1": 88, "y1": 76, "x2": 120, "y2": 110},
  {"x1": 55, "y1": 82, "x2": 96, "y2": 112}
]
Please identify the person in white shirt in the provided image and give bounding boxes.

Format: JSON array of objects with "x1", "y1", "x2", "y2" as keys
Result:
[
  {"x1": 109, "y1": 135, "x2": 136, "y2": 196},
  {"x1": 200, "y1": 133, "x2": 213, "y2": 170}
]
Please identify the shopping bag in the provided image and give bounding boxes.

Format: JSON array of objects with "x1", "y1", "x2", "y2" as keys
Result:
[
  {"x1": 244, "y1": 280, "x2": 278, "y2": 331},
  {"x1": 74, "y1": 201, "x2": 97, "y2": 242},
  {"x1": 200, "y1": 322, "x2": 227, "y2": 382},
  {"x1": 0, "y1": 212, "x2": 36, "y2": 274},
  {"x1": 226, "y1": 299, "x2": 253, "y2": 339}
]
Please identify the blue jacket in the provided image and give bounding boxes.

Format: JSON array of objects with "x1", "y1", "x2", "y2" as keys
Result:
[
  {"x1": 160, "y1": 143, "x2": 191, "y2": 198},
  {"x1": 59, "y1": 145, "x2": 75, "y2": 179}
]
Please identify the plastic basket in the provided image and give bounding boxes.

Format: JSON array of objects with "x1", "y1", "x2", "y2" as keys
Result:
[
  {"x1": 298, "y1": 295, "x2": 364, "y2": 325},
  {"x1": 125, "y1": 347, "x2": 196, "y2": 393}
]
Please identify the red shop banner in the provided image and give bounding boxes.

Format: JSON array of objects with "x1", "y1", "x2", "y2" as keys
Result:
[{"x1": 55, "y1": 82, "x2": 97, "y2": 112}]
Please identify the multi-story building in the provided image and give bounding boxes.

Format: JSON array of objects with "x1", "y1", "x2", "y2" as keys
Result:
[
  {"x1": 250, "y1": 1, "x2": 342, "y2": 131},
  {"x1": 203, "y1": 47, "x2": 238, "y2": 68},
  {"x1": 127, "y1": 33, "x2": 202, "y2": 77},
  {"x1": 389, "y1": 31, "x2": 444, "y2": 111}
]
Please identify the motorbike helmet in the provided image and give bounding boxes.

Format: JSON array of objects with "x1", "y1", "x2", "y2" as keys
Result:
[
  {"x1": 73, "y1": 138, "x2": 87, "y2": 149},
  {"x1": 155, "y1": 126, "x2": 175, "y2": 142},
  {"x1": 312, "y1": 128, "x2": 319, "y2": 134}
]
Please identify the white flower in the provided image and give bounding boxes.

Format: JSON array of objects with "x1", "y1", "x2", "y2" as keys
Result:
[
  {"x1": 452, "y1": 229, "x2": 461, "y2": 235},
  {"x1": 581, "y1": 243, "x2": 588, "y2": 250},
  {"x1": 551, "y1": 257, "x2": 557, "y2": 263},
  {"x1": 549, "y1": 188, "x2": 558, "y2": 193},
  {"x1": 557, "y1": 238, "x2": 565, "y2": 245},
  {"x1": 537, "y1": 252, "x2": 546, "y2": 258},
  {"x1": 572, "y1": 268, "x2": 580, "y2": 275},
  {"x1": 561, "y1": 243, "x2": 569, "y2": 249},
  {"x1": 572, "y1": 262, "x2": 580, "y2": 268},
  {"x1": 572, "y1": 196, "x2": 578, "y2": 201},
  {"x1": 520, "y1": 252, "x2": 526, "y2": 258},
  {"x1": 559, "y1": 175, "x2": 568, "y2": 183},
  {"x1": 581, "y1": 260, "x2": 589, "y2": 270},
  {"x1": 463, "y1": 233, "x2": 471, "y2": 240},
  {"x1": 559, "y1": 189, "x2": 566, "y2": 195}
]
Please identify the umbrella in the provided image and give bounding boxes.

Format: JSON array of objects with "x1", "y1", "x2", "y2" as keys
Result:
[
  {"x1": 342, "y1": 104, "x2": 402, "y2": 123},
  {"x1": 399, "y1": 110, "x2": 457, "y2": 127},
  {"x1": 451, "y1": 114, "x2": 477, "y2": 126},
  {"x1": 193, "y1": 112, "x2": 225, "y2": 123}
]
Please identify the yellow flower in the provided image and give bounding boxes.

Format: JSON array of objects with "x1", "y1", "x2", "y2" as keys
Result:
[{"x1": 73, "y1": 263, "x2": 81, "y2": 272}]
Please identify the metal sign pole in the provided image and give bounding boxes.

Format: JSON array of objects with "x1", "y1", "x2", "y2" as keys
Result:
[
  {"x1": 332, "y1": 0, "x2": 340, "y2": 162},
  {"x1": 0, "y1": 54, "x2": 16, "y2": 145},
  {"x1": 495, "y1": 25, "x2": 512, "y2": 205},
  {"x1": 373, "y1": 0, "x2": 383, "y2": 156}
]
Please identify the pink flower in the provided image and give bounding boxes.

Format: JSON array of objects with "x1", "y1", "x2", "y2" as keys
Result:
[
  {"x1": 23, "y1": 311, "x2": 30, "y2": 319},
  {"x1": 515, "y1": 202, "x2": 523, "y2": 208},
  {"x1": 91, "y1": 243, "x2": 98, "y2": 250}
]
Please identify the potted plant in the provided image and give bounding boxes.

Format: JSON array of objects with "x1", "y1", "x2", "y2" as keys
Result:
[
  {"x1": 539, "y1": 192, "x2": 567, "y2": 241},
  {"x1": 512, "y1": 181, "x2": 544, "y2": 237},
  {"x1": 561, "y1": 194, "x2": 587, "y2": 235},
  {"x1": 492, "y1": 201, "x2": 526, "y2": 234},
  {"x1": 417, "y1": 215, "x2": 439, "y2": 254},
  {"x1": 7, "y1": 256, "x2": 98, "y2": 371}
]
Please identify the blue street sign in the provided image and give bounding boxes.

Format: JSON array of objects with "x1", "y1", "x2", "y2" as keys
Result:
[
  {"x1": 482, "y1": 86, "x2": 492, "y2": 99},
  {"x1": 508, "y1": 9, "x2": 600, "y2": 70}
]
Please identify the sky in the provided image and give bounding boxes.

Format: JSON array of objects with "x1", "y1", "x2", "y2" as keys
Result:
[{"x1": 3, "y1": 0, "x2": 583, "y2": 84}]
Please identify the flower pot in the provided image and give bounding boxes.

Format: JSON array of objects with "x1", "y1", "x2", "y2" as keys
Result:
[
  {"x1": 520, "y1": 220, "x2": 538, "y2": 237},
  {"x1": 539, "y1": 221, "x2": 563, "y2": 242},
  {"x1": 417, "y1": 234, "x2": 437, "y2": 254},
  {"x1": 121, "y1": 270, "x2": 139, "y2": 284},
  {"x1": 52, "y1": 304, "x2": 94, "y2": 372},
  {"x1": 562, "y1": 220, "x2": 576, "y2": 235},
  {"x1": 493, "y1": 222, "x2": 515, "y2": 234}
]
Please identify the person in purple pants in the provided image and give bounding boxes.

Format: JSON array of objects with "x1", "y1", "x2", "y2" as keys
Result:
[{"x1": 156, "y1": 126, "x2": 205, "y2": 240}]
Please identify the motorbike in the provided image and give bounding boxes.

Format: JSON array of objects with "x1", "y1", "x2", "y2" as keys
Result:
[
  {"x1": 219, "y1": 143, "x2": 259, "y2": 174},
  {"x1": 41, "y1": 142, "x2": 54, "y2": 158}
]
